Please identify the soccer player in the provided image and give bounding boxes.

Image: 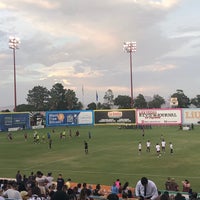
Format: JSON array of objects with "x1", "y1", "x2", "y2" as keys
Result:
[
  {"x1": 146, "y1": 140, "x2": 151, "y2": 152},
  {"x1": 84, "y1": 141, "x2": 88, "y2": 154},
  {"x1": 156, "y1": 143, "x2": 161, "y2": 157},
  {"x1": 161, "y1": 139, "x2": 166, "y2": 153},
  {"x1": 169, "y1": 142, "x2": 173, "y2": 155},
  {"x1": 138, "y1": 142, "x2": 142, "y2": 155}
]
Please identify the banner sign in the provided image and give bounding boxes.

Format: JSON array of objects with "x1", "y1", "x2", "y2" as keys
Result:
[
  {"x1": 46, "y1": 110, "x2": 94, "y2": 127},
  {"x1": 94, "y1": 109, "x2": 136, "y2": 125},
  {"x1": 0, "y1": 112, "x2": 30, "y2": 131},
  {"x1": 182, "y1": 109, "x2": 200, "y2": 125},
  {"x1": 136, "y1": 108, "x2": 182, "y2": 125}
]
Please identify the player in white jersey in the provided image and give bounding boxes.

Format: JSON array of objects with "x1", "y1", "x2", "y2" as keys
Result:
[
  {"x1": 161, "y1": 139, "x2": 166, "y2": 153},
  {"x1": 146, "y1": 140, "x2": 151, "y2": 152},
  {"x1": 169, "y1": 142, "x2": 173, "y2": 155},
  {"x1": 156, "y1": 143, "x2": 161, "y2": 157}
]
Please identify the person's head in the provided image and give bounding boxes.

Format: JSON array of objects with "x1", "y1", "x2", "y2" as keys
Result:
[
  {"x1": 160, "y1": 194, "x2": 170, "y2": 200},
  {"x1": 96, "y1": 184, "x2": 101, "y2": 190},
  {"x1": 190, "y1": 192, "x2": 197, "y2": 199},
  {"x1": 48, "y1": 172, "x2": 52, "y2": 176},
  {"x1": 185, "y1": 179, "x2": 189, "y2": 184},
  {"x1": 141, "y1": 177, "x2": 148, "y2": 186},
  {"x1": 31, "y1": 186, "x2": 42, "y2": 196},
  {"x1": 164, "y1": 191, "x2": 169, "y2": 197},
  {"x1": 107, "y1": 193, "x2": 119, "y2": 200},
  {"x1": 52, "y1": 190, "x2": 69, "y2": 200}
]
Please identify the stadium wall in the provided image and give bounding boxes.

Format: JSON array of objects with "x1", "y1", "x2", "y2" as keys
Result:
[
  {"x1": 45, "y1": 110, "x2": 94, "y2": 127},
  {"x1": 0, "y1": 112, "x2": 30, "y2": 132}
]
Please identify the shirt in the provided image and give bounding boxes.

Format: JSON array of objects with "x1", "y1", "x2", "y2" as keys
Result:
[
  {"x1": 155, "y1": 145, "x2": 160, "y2": 152},
  {"x1": 135, "y1": 180, "x2": 158, "y2": 200},
  {"x1": 3, "y1": 189, "x2": 22, "y2": 200}
]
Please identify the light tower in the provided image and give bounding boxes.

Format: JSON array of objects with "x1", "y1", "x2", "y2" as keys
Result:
[
  {"x1": 123, "y1": 41, "x2": 136, "y2": 108},
  {"x1": 9, "y1": 36, "x2": 20, "y2": 112}
]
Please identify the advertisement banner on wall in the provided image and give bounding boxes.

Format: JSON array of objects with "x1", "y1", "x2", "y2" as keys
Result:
[
  {"x1": 182, "y1": 109, "x2": 200, "y2": 125},
  {"x1": 0, "y1": 112, "x2": 30, "y2": 131},
  {"x1": 94, "y1": 109, "x2": 136, "y2": 125},
  {"x1": 46, "y1": 110, "x2": 94, "y2": 127},
  {"x1": 136, "y1": 108, "x2": 182, "y2": 125}
]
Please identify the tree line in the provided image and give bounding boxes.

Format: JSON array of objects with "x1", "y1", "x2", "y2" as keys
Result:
[{"x1": 1, "y1": 83, "x2": 200, "y2": 112}]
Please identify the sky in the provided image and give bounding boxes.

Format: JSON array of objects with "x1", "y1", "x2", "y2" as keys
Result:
[{"x1": 0, "y1": 0, "x2": 200, "y2": 110}]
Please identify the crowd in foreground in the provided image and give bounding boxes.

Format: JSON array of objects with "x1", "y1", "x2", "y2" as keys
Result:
[{"x1": 0, "y1": 170, "x2": 199, "y2": 200}]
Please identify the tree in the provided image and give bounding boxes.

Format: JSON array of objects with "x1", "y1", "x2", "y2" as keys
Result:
[
  {"x1": 49, "y1": 83, "x2": 67, "y2": 110},
  {"x1": 134, "y1": 94, "x2": 147, "y2": 108},
  {"x1": 103, "y1": 89, "x2": 114, "y2": 109},
  {"x1": 26, "y1": 85, "x2": 50, "y2": 111},
  {"x1": 86, "y1": 102, "x2": 97, "y2": 110},
  {"x1": 191, "y1": 95, "x2": 200, "y2": 108},
  {"x1": 148, "y1": 94, "x2": 165, "y2": 108},
  {"x1": 16, "y1": 104, "x2": 36, "y2": 112},
  {"x1": 171, "y1": 89, "x2": 190, "y2": 108},
  {"x1": 65, "y1": 89, "x2": 81, "y2": 110},
  {"x1": 114, "y1": 95, "x2": 131, "y2": 109}
]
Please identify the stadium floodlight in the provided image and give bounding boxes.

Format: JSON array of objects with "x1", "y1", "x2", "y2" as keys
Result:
[
  {"x1": 123, "y1": 41, "x2": 136, "y2": 108},
  {"x1": 9, "y1": 36, "x2": 20, "y2": 112}
]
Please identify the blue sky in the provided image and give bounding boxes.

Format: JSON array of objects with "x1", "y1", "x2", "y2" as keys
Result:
[{"x1": 0, "y1": 0, "x2": 200, "y2": 109}]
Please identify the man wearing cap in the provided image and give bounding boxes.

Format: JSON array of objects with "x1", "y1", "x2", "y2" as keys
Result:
[{"x1": 135, "y1": 177, "x2": 158, "y2": 200}]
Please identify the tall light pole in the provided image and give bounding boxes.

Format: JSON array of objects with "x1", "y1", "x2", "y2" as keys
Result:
[
  {"x1": 123, "y1": 41, "x2": 136, "y2": 108},
  {"x1": 9, "y1": 36, "x2": 20, "y2": 112}
]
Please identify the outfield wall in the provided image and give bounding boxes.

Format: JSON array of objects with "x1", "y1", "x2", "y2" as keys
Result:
[
  {"x1": 136, "y1": 108, "x2": 182, "y2": 125},
  {"x1": 45, "y1": 110, "x2": 94, "y2": 127},
  {"x1": 94, "y1": 109, "x2": 136, "y2": 125},
  {"x1": 0, "y1": 112, "x2": 30, "y2": 131},
  {"x1": 182, "y1": 108, "x2": 200, "y2": 125},
  {"x1": 1, "y1": 108, "x2": 200, "y2": 131}
]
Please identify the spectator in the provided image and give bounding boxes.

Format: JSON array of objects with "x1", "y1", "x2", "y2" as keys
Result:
[
  {"x1": 68, "y1": 188, "x2": 77, "y2": 200},
  {"x1": 189, "y1": 192, "x2": 198, "y2": 200},
  {"x1": 115, "y1": 179, "x2": 121, "y2": 189},
  {"x1": 3, "y1": 181, "x2": 22, "y2": 200},
  {"x1": 16, "y1": 170, "x2": 22, "y2": 185},
  {"x1": 35, "y1": 171, "x2": 48, "y2": 196},
  {"x1": 160, "y1": 193, "x2": 170, "y2": 200},
  {"x1": 135, "y1": 177, "x2": 158, "y2": 200},
  {"x1": 66, "y1": 178, "x2": 72, "y2": 189},
  {"x1": 107, "y1": 193, "x2": 119, "y2": 200},
  {"x1": 111, "y1": 182, "x2": 118, "y2": 194},
  {"x1": 20, "y1": 191, "x2": 29, "y2": 200},
  {"x1": 0, "y1": 187, "x2": 5, "y2": 200},
  {"x1": 79, "y1": 188, "x2": 88, "y2": 200},
  {"x1": 46, "y1": 172, "x2": 54, "y2": 191},
  {"x1": 27, "y1": 186, "x2": 44, "y2": 200},
  {"x1": 57, "y1": 174, "x2": 65, "y2": 191},
  {"x1": 93, "y1": 184, "x2": 103, "y2": 196},
  {"x1": 52, "y1": 190, "x2": 69, "y2": 200},
  {"x1": 182, "y1": 179, "x2": 190, "y2": 192},
  {"x1": 169, "y1": 178, "x2": 179, "y2": 191},
  {"x1": 77, "y1": 183, "x2": 82, "y2": 194},
  {"x1": 175, "y1": 193, "x2": 186, "y2": 200},
  {"x1": 165, "y1": 177, "x2": 171, "y2": 191}
]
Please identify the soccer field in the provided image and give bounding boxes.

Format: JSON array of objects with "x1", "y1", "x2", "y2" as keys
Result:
[{"x1": 0, "y1": 125, "x2": 199, "y2": 192}]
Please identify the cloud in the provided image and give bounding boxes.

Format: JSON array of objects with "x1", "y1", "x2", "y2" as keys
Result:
[
  {"x1": 0, "y1": 0, "x2": 200, "y2": 108},
  {"x1": 136, "y1": 63, "x2": 177, "y2": 72}
]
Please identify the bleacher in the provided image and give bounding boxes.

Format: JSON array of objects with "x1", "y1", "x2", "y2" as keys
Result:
[{"x1": 1, "y1": 179, "x2": 200, "y2": 200}]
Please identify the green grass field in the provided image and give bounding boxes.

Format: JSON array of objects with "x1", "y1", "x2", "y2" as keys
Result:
[{"x1": 0, "y1": 125, "x2": 199, "y2": 192}]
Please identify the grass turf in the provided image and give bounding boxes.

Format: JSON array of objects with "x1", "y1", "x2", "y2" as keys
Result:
[{"x1": 0, "y1": 125, "x2": 199, "y2": 192}]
